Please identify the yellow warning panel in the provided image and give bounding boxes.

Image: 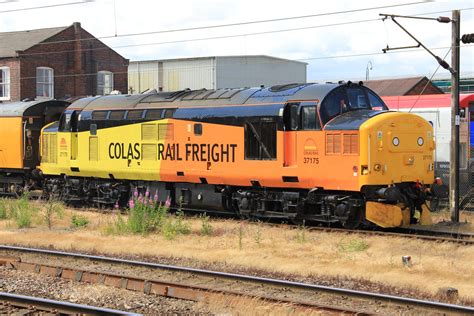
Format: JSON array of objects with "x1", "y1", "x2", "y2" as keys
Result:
[
  {"x1": 366, "y1": 201, "x2": 403, "y2": 228},
  {"x1": 0, "y1": 117, "x2": 23, "y2": 169}
]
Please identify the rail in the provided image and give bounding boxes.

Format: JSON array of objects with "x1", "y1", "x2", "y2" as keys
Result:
[{"x1": 0, "y1": 292, "x2": 137, "y2": 315}]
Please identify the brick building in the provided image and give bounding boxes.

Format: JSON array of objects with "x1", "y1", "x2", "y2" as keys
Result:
[{"x1": 0, "y1": 22, "x2": 128, "y2": 102}]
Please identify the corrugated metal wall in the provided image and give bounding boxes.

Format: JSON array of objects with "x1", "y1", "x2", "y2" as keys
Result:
[
  {"x1": 128, "y1": 56, "x2": 307, "y2": 93},
  {"x1": 216, "y1": 56, "x2": 306, "y2": 89},
  {"x1": 128, "y1": 61, "x2": 160, "y2": 94},
  {"x1": 162, "y1": 58, "x2": 215, "y2": 91}
]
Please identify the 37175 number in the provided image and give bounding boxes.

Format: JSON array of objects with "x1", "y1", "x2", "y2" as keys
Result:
[{"x1": 303, "y1": 157, "x2": 319, "y2": 164}]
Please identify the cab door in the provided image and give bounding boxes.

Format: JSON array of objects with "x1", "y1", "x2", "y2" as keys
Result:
[
  {"x1": 70, "y1": 111, "x2": 79, "y2": 160},
  {"x1": 283, "y1": 103, "x2": 299, "y2": 167}
]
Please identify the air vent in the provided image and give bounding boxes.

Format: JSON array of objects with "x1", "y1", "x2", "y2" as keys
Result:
[
  {"x1": 89, "y1": 136, "x2": 98, "y2": 161},
  {"x1": 142, "y1": 124, "x2": 158, "y2": 141},
  {"x1": 158, "y1": 123, "x2": 174, "y2": 141},
  {"x1": 343, "y1": 133, "x2": 359, "y2": 154},
  {"x1": 142, "y1": 144, "x2": 157, "y2": 160},
  {"x1": 326, "y1": 133, "x2": 341, "y2": 154}
]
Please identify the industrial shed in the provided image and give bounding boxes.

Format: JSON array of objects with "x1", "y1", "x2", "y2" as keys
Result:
[{"x1": 128, "y1": 55, "x2": 307, "y2": 93}]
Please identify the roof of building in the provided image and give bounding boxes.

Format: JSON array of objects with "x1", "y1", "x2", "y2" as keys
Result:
[
  {"x1": 364, "y1": 76, "x2": 443, "y2": 96},
  {"x1": 129, "y1": 55, "x2": 308, "y2": 65},
  {"x1": 0, "y1": 26, "x2": 68, "y2": 58}
]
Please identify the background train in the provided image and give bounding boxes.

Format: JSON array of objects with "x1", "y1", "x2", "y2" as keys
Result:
[{"x1": 25, "y1": 81, "x2": 434, "y2": 228}]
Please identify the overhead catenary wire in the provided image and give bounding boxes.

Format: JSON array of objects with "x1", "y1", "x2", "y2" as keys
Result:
[
  {"x1": 8, "y1": 43, "x2": 472, "y2": 83},
  {"x1": 408, "y1": 48, "x2": 452, "y2": 112},
  {"x1": 0, "y1": 0, "x2": 92, "y2": 13},
  {"x1": 24, "y1": 1, "x2": 433, "y2": 46},
  {"x1": 5, "y1": 7, "x2": 474, "y2": 59}
]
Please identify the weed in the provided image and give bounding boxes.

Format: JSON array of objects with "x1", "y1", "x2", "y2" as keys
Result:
[
  {"x1": 0, "y1": 199, "x2": 7, "y2": 219},
  {"x1": 104, "y1": 214, "x2": 128, "y2": 235},
  {"x1": 294, "y1": 220, "x2": 307, "y2": 243},
  {"x1": 71, "y1": 214, "x2": 89, "y2": 228},
  {"x1": 200, "y1": 213, "x2": 213, "y2": 236},
  {"x1": 162, "y1": 211, "x2": 190, "y2": 240},
  {"x1": 43, "y1": 198, "x2": 64, "y2": 229},
  {"x1": 238, "y1": 223, "x2": 244, "y2": 250},
  {"x1": 338, "y1": 238, "x2": 369, "y2": 253},
  {"x1": 10, "y1": 193, "x2": 37, "y2": 228},
  {"x1": 254, "y1": 221, "x2": 262, "y2": 245},
  {"x1": 125, "y1": 192, "x2": 170, "y2": 234}
]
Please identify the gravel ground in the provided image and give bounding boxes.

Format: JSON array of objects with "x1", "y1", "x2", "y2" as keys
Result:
[
  {"x1": 0, "y1": 266, "x2": 211, "y2": 315},
  {"x1": 1, "y1": 249, "x2": 466, "y2": 315}
]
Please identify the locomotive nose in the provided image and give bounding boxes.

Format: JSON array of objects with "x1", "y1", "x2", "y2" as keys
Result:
[{"x1": 359, "y1": 111, "x2": 435, "y2": 186}]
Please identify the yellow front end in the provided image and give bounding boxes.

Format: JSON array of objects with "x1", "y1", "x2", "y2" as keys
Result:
[{"x1": 359, "y1": 112, "x2": 435, "y2": 227}]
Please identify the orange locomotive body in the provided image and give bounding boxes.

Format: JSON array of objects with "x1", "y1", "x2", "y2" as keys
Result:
[{"x1": 40, "y1": 82, "x2": 435, "y2": 227}]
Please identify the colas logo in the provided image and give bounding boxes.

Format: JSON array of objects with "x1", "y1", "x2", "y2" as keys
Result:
[{"x1": 60, "y1": 138, "x2": 68, "y2": 151}]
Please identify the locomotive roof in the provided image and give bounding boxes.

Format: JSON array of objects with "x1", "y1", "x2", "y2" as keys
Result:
[
  {"x1": 68, "y1": 83, "x2": 343, "y2": 111},
  {"x1": 0, "y1": 99, "x2": 69, "y2": 117}
]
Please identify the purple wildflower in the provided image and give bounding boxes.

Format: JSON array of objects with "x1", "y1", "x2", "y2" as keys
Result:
[
  {"x1": 114, "y1": 201, "x2": 119, "y2": 209},
  {"x1": 165, "y1": 196, "x2": 171, "y2": 208},
  {"x1": 133, "y1": 189, "x2": 139, "y2": 198},
  {"x1": 145, "y1": 190, "x2": 150, "y2": 198},
  {"x1": 153, "y1": 192, "x2": 159, "y2": 202},
  {"x1": 128, "y1": 199, "x2": 135, "y2": 209}
]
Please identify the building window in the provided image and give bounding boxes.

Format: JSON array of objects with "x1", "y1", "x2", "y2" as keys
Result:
[
  {"x1": 0, "y1": 67, "x2": 10, "y2": 100},
  {"x1": 36, "y1": 67, "x2": 54, "y2": 98},
  {"x1": 97, "y1": 71, "x2": 114, "y2": 95}
]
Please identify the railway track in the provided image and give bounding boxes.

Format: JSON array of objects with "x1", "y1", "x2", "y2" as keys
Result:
[
  {"x1": 0, "y1": 291, "x2": 135, "y2": 315},
  {"x1": 1, "y1": 245, "x2": 473, "y2": 315}
]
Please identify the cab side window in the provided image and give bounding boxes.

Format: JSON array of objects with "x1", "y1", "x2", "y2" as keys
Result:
[
  {"x1": 367, "y1": 90, "x2": 386, "y2": 110},
  {"x1": 320, "y1": 88, "x2": 346, "y2": 126},
  {"x1": 301, "y1": 106, "x2": 320, "y2": 130},
  {"x1": 58, "y1": 112, "x2": 71, "y2": 132}
]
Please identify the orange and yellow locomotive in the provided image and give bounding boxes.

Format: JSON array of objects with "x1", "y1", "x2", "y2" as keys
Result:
[{"x1": 38, "y1": 82, "x2": 434, "y2": 228}]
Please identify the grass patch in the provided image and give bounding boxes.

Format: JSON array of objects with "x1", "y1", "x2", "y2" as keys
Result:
[
  {"x1": 9, "y1": 193, "x2": 38, "y2": 228},
  {"x1": 0, "y1": 198, "x2": 8, "y2": 219},
  {"x1": 163, "y1": 210, "x2": 191, "y2": 240},
  {"x1": 71, "y1": 214, "x2": 90, "y2": 228},
  {"x1": 338, "y1": 237, "x2": 369, "y2": 253}
]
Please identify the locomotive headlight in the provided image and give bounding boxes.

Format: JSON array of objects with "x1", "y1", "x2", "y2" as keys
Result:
[
  {"x1": 417, "y1": 137, "x2": 424, "y2": 146},
  {"x1": 392, "y1": 137, "x2": 400, "y2": 146}
]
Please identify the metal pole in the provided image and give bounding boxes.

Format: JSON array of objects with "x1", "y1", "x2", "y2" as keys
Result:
[{"x1": 450, "y1": 10, "x2": 460, "y2": 222}]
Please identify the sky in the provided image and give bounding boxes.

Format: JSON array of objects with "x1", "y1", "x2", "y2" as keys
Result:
[{"x1": 0, "y1": 0, "x2": 473, "y2": 82}]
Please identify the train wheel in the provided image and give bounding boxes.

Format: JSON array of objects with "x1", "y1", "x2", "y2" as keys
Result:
[{"x1": 341, "y1": 208, "x2": 363, "y2": 229}]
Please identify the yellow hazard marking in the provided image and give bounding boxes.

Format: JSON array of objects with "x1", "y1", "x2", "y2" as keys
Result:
[{"x1": 366, "y1": 201, "x2": 403, "y2": 228}]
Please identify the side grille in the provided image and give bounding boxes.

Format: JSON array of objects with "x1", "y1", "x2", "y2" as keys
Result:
[
  {"x1": 343, "y1": 133, "x2": 359, "y2": 154},
  {"x1": 50, "y1": 134, "x2": 57, "y2": 163},
  {"x1": 158, "y1": 123, "x2": 174, "y2": 141},
  {"x1": 89, "y1": 137, "x2": 98, "y2": 161},
  {"x1": 41, "y1": 134, "x2": 49, "y2": 163},
  {"x1": 142, "y1": 144, "x2": 157, "y2": 160},
  {"x1": 142, "y1": 124, "x2": 158, "y2": 141},
  {"x1": 326, "y1": 133, "x2": 341, "y2": 154}
]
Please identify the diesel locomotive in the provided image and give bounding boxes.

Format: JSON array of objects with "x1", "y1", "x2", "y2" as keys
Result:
[{"x1": 34, "y1": 81, "x2": 435, "y2": 228}]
